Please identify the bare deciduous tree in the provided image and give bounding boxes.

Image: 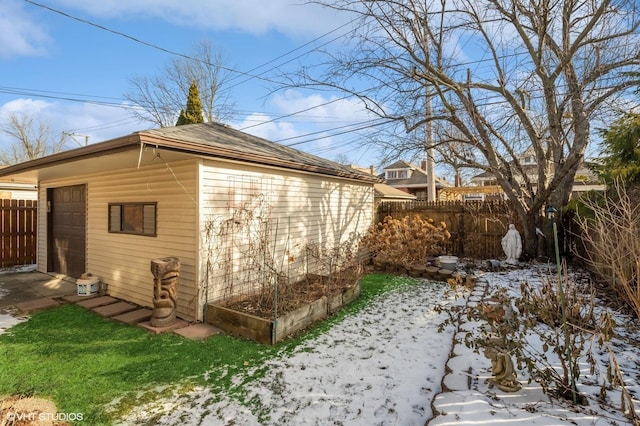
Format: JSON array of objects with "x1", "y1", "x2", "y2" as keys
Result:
[
  {"x1": 0, "y1": 113, "x2": 68, "y2": 165},
  {"x1": 300, "y1": 0, "x2": 640, "y2": 257},
  {"x1": 124, "y1": 40, "x2": 235, "y2": 127}
]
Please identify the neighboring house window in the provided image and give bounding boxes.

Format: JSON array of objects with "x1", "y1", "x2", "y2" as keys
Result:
[
  {"x1": 386, "y1": 170, "x2": 408, "y2": 180},
  {"x1": 109, "y1": 202, "x2": 157, "y2": 236}
]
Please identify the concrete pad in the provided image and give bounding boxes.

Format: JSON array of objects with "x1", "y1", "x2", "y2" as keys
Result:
[
  {"x1": 0, "y1": 288, "x2": 41, "y2": 308},
  {"x1": 173, "y1": 323, "x2": 222, "y2": 340},
  {"x1": 76, "y1": 296, "x2": 118, "y2": 309},
  {"x1": 138, "y1": 319, "x2": 189, "y2": 334},
  {"x1": 28, "y1": 278, "x2": 76, "y2": 298},
  {"x1": 112, "y1": 308, "x2": 152, "y2": 324},
  {"x1": 92, "y1": 301, "x2": 138, "y2": 318},
  {"x1": 15, "y1": 298, "x2": 59, "y2": 314},
  {"x1": 0, "y1": 272, "x2": 79, "y2": 308}
]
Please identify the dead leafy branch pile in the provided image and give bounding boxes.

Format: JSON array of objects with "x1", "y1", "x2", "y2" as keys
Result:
[{"x1": 361, "y1": 214, "x2": 450, "y2": 272}]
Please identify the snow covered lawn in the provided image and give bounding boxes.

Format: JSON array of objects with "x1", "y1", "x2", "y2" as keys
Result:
[
  {"x1": 432, "y1": 265, "x2": 640, "y2": 426},
  {"x1": 120, "y1": 279, "x2": 461, "y2": 425},
  {"x1": 1, "y1": 264, "x2": 638, "y2": 425},
  {"x1": 120, "y1": 265, "x2": 640, "y2": 425}
]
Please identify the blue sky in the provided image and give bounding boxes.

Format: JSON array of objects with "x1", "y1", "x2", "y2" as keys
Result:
[{"x1": 0, "y1": 0, "x2": 383, "y2": 168}]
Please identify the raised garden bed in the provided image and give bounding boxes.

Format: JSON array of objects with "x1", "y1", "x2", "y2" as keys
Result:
[{"x1": 206, "y1": 276, "x2": 361, "y2": 344}]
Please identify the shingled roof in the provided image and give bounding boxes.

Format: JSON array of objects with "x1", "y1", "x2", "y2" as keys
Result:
[
  {"x1": 140, "y1": 123, "x2": 380, "y2": 182},
  {"x1": 0, "y1": 123, "x2": 381, "y2": 184}
]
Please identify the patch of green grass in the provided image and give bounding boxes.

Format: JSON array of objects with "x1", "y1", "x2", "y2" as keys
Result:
[{"x1": 0, "y1": 273, "x2": 419, "y2": 424}]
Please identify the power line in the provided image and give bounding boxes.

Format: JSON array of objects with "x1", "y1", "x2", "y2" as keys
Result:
[
  {"x1": 276, "y1": 117, "x2": 388, "y2": 143},
  {"x1": 284, "y1": 119, "x2": 391, "y2": 146},
  {"x1": 12, "y1": 0, "x2": 638, "y2": 155},
  {"x1": 225, "y1": 20, "x2": 355, "y2": 89},
  {"x1": 0, "y1": 85, "x2": 141, "y2": 110},
  {"x1": 22, "y1": 0, "x2": 279, "y2": 86}
]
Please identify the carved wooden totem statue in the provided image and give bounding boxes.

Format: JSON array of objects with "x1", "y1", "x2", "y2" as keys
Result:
[{"x1": 150, "y1": 257, "x2": 180, "y2": 327}]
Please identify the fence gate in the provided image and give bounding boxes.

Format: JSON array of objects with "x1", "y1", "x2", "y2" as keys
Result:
[{"x1": 0, "y1": 199, "x2": 37, "y2": 268}]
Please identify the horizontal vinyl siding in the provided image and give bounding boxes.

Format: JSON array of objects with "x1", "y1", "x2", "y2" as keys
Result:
[
  {"x1": 39, "y1": 159, "x2": 199, "y2": 321},
  {"x1": 199, "y1": 160, "x2": 374, "y2": 304},
  {"x1": 3, "y1": 190, "x2": 38, "y2": 200}
]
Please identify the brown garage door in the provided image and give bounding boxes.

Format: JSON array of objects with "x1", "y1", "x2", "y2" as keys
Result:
[{"x1": 48, "y1": 185, "x2": 86, "y2": 278}]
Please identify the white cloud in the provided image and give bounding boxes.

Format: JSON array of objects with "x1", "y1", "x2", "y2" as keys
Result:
[
  {"x1": 0, "y1": 0, "x2": 51, "y2": 59},
  {"x1": 236, "y1": 112, "x2": 300, "y2": 143},
  {"x1": 233, "y1": 90, "x2": 380, "y2": 166},
  {"x1": 234, "y1": 90, "x2": 375, "y2": 147},
  {"x1": 0, "y1": 98, "x2": 51, "y2": 116},
  {"x1": 51, "y1": 0, "x2": 348, "y2": 38},
  {"x1": 271, "y1": 89, "x2": 371, "y2": 125}
]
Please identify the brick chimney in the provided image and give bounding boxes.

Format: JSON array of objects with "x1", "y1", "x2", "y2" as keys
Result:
[{"x1": 421, "y1": 159, "x2": 427, "y2": 171}]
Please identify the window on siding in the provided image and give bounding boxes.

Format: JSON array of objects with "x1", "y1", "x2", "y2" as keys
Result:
[
  {"x1": 108, "y1": 203, "x2": 157, "y2": 236},
  {"x1": 386, "y1": 170, "x2": 408, "y2": 180}
]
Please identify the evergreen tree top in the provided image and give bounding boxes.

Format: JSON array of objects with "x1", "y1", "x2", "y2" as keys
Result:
[{"x1": 176, "y1": 81, "x2": 204, "y2": 126}]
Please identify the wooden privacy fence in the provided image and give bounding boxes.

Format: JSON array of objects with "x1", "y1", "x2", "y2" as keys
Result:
[
  {"x1": 1, "y1": 199, "x2": 37, "y2": 268},
  {"x1": 376, "y1": 200, "x2": 519, "y2": 259}
]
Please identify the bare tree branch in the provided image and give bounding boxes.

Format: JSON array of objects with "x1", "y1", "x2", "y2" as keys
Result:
[
  {"x1": 124, "y1": 40, "x2": 235, "y2": 127},
  {"x1": 0, "y1": 113, "x2": 68, "y2": 165},
  {"x1": 293, "y1": 0, "x2": 640, "y2": 257}
]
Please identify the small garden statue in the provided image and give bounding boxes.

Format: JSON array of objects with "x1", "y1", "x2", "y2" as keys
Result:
[
  {"x1": 484, "y1": 342, "x2": 522, "y2": 392},
  {"x1": 501, "y1": 224, "x2": 522, "y2": 265},
  {"x1": 150, "y1": 256, "x2": 180, "y2": 327}
]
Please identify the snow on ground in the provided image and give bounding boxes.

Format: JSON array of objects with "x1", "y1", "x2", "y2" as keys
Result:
[
  {"x1": 1, "y1": 263, "x2": 638, "y2": 424},
  {"x1": 0, "y1": 264, "x2": 36, "y2": 275},
  {"x1": 0, "y1": 313, "x2": 24, "y2": 335},
  {"x1": 0, "y1": 263, "x2": 36, "y2": 333},
  {"x1": 120, "y1": 279, "x2": 462, "y2": 425},
  {"x1": 0, "y1": 266, "x2": 29, "y2": 334},
  {"x1": 120, "y1": 264, "x2": 640, "y2": 425},
  {"x1": 431, "y1": 264, "x2": 640, "y2": 425}
]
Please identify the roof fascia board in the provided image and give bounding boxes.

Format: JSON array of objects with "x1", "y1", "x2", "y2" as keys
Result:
[
  {"x1": 0, "y1": 134, "x2": 140, "y2": 179},
  {"x1": 0, "y1": 130, "x2": 381, "y2": 185}
]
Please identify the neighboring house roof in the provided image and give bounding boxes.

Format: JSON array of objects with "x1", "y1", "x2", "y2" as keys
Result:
[
  {"x1": 385, "y1": 160, "x2": 413, "y2": 170},
  {"x1": 381, "y1": 160, "x2": 450, "y2": 189},
  {"x1": 374, "y1": 183, "x2": 417, "y2": 200},
  {"x1": 0, "y1": 123, "x2": 383, "y2": 184},
  {"x1": 471, "y1": 163, "x2": 601, "y2": 185},
  {"x1": 0, "y1": 167, "x2": 38, "y2": 198}
]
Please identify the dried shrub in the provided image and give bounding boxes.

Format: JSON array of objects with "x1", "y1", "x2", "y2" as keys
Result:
[
  {"x1": 361, "y1": 214, "x2": 450, "y2": 270},
  {"x1": 575, "y1": 181, "x2": 640, "y2": 319},
  {"x1": 437, "y1": 266, "x2": 636, "y2": 422}
]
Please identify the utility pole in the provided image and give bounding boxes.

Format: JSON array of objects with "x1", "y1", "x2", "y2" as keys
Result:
[
  {"x1": 425, "y1": 89, "x2": 436, "y2": 201},
  {"x1": 63, "y1": 131, "x2": 90, "y2": 147},
  {"x1": 422, "y1": 21, "x2": 436, "y2": 202}
]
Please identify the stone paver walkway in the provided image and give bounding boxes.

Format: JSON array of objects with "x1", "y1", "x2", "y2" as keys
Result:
[
  {"x1": 429, "y1": 277, "x2": 494, "y2": 425},
  {"x1": 1, "y1": 271, "x2": 222, "y2": 340}
]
